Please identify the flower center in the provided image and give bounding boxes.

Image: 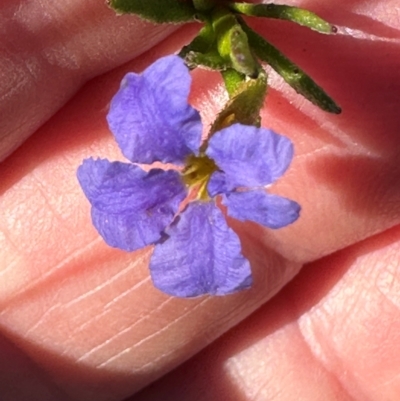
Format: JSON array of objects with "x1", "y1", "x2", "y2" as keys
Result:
[{"x1": 182, "y1": 154, "x2": 218, "y2": 200}]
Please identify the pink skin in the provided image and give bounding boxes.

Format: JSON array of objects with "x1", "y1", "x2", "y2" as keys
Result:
[{"x1": 0, "y1": 1, "x2": 400, "y2": 400}]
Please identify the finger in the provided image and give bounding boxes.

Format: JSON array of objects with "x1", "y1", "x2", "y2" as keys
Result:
[
  {"x1": 0, "y1": 0, "x2": 177, "y2": 162},
  {"x1": 133, "y1": 225, "x2": 400, "y2": 401}
]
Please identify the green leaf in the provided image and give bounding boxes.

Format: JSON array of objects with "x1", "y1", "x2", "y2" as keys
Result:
[
  {"x1": 108, "y1": 0, "x2": 197, "y2": 23},
  {"x1": 240, "y1": 19, "x2": 341, "y2": 114},
  {"x1": 230, "y1": 3, "x2": 336, "y2": 34},
  {"x1": 228, "y1": 24, "x2": 259, "y2": 78},
  {"x1": 221, "y1": 68, "x2": 246, "y2": 97},
  {"x1": 209, "y1": 70, "x2": 268, "y2": 137},
  {"x1": 182, "y1": 51, "x2": 230, "y2": 70},
  {"x1": 179, "y1": 21, "x2": 230, "y2": 70},
  {"x1": 179, "y1": 21, "x2": 216, "y2": 59},
  {"x1": 211, "y1": 7, "x2": 259, "y2": 77}
]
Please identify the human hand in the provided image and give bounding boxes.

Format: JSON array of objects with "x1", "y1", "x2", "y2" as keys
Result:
[{"x1": 1, "y1": 1, "x2": 400, "y2": 400}]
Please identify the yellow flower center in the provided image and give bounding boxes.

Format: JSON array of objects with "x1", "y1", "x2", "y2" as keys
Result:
[{"x1": 182, "y1": 154, "x2": 218, "y2": 200}]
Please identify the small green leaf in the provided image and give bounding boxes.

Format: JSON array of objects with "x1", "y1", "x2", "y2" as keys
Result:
[
  {"x1": 240, "y1": 19, "x2": 341, "y2": 114},
  {"x1": 230, "y1": 3, "x2": 336, "y2": 34},
  {"x1": 179, "y1": 21, "x2": 230, "y2": 70},
  {"x1": 221, "y1": 68, "x2": 246, "y2": 97},
  {"x1": 212, "y1": 7, "x2": 258, "y2": 77},
  {"x1": 180, "y1": 21, "x2": 216, "y2": 59},
  {"x1": 183, "y1": 51, "x2": 230, "y2": 70},
  {"x1": 229, "y1": 24, "x2": 259, "y2": 78},
  {"x1": 210, "y1": 70, "x2": 268, "y2": 136},
  {"x1": 108, "y1": 0, "x2": 197, "y2": 23}
]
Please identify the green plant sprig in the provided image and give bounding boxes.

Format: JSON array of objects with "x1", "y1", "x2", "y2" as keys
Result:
[{"x1": 108, "y1": 0, "x2": 341, "y2": 130}]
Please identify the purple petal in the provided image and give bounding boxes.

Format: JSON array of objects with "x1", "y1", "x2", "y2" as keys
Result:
[
  {"x1": 107, "y1": 55, "x2": 202, "y2": 165},
  {"x1": 222, "y1": 190, "x2": 300, "y2": 229},
  {"x1": 77, "y1": 158, "x2": 187, "y2": 251},
  {"x1": 206, "y1": 124, "x2": 294, "y2": 194},
  {"x1": 150, "y1": 201, "x2": 252, "y2": 297},
  {"x1": 206, "y1": 170, "x2": 229, "y2": 198}
]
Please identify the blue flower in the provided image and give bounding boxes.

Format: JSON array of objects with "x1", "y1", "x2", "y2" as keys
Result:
[{"x1": 77, "y1": 55, "x2": 300, "y2": 297}]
